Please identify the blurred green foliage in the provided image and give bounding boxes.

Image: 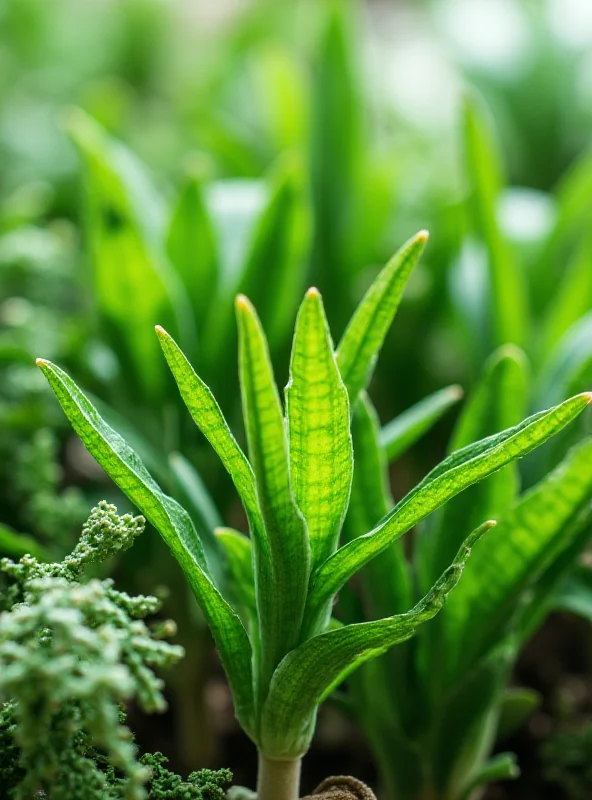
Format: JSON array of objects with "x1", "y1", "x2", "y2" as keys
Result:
[{"x1": 1, "y1": 0, "x2": 592, "y2": 787}]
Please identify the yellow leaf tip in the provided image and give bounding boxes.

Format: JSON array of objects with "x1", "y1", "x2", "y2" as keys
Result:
[
  {"x1": 417, "y1": 229, "x2": 429, "y2": 242},
  {"x1": 35, "y1": 358, "x2": 46, "y2": 367},
  {"x1": 154, "y1": 325, "x2": 166, "y2": 336},
  {"x1": 235, "y1": 294, "x2": 250, "y2": 310},
  {"x1": 585, "y1": 392, "x2": 592, "y2": 404},
  {"x1": 306, "y1": 286, "x2": 321, "y2": 299},
  {"x1": 484, "y1": 520, "x2": 497, "y2": 529}
]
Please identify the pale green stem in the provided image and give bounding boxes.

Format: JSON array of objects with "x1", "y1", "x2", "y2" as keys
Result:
[{"x1": 257, "y1": 751, "x2": 302, "y2": 800}]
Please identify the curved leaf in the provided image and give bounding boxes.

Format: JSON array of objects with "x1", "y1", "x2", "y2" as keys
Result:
[
  {"x1": 36, "y1": 358, "x2": 255, "y2": 734},
  {"x1": 304, "y1": 393, "x2": 591, "y2": 634},
  {"x1": 336, "y1": 230, "x2": 428, "y2": 406}
]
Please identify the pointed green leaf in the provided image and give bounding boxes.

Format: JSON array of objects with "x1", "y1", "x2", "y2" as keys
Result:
[
  {"x1": 336, "y1": 231, "x2": 428, "y2": 405},
  {"x1": 441, "y1": 437, "x2": 592, "y2": 677},
  {"x1": 380, "y1": 385, "x2": 463, "y2": 464},
  {"x1": 304, "y1": 393, "x2": 592, "y2": 634},
  {"x1": 66, "y1": 109, "x2": 190, "y2": 400},
  {"x1": 463, "y1": 97, "x2": 527, "y2": 347},
  {"x1": 287, "y1": 288, "x2": 352, "y2": 569},
  {"x1": 460, "y1": 754, "x2": 519, "y2": 800},
  {"x1": 345, "y1": 392, "x2": 411, "y2": 619},
  {"x1": 236, "y1": 296, "x2": 310, "y2": 686},
  {"x1": 216, "y1": 527, "x2": 256, "y2": 632},
  {"x1": 417, "y1": 345, "x2": 529, "y2": 590},
  {"x1": 36, "y1": 358, "x2": 255, "y2": 733},
  {"x1": 156, "y1": 327, "x2": 260, "y2": 524},
  {"x1": 166, "y1": 170, "x2": 219, "y2": 327},
  {"x1": 261, "y1": 522, "x2": 491, "y2": 758}
]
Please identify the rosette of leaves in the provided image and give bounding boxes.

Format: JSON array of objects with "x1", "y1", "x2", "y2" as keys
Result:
[{"x1": 36, "y1": 232, "x2": 591, "y2": 800}]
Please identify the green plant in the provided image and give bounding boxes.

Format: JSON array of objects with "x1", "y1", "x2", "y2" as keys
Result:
[
  {"x1": 35, "y1": 231, "x2": 591, "y2": 799},
  {"x1": 341, "y1": 343, "x2": 592, "y2": 800},
  {"x1": 0, "y1": 499, "x2": 232, "y2": 799}
]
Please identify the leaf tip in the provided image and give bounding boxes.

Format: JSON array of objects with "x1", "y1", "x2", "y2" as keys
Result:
[
  {"x1": 306, "y1": 286, "x2": 321, "y2": 299},
  {"x1": 235, "y1": 294, "x2": 252, "y2": 313},
  {"x1": 154, "y1": 325, "x2": 166, "y2": 337},
  {"x1": 35, "y1": 357, "x2": 47, "y2": 368},
  {"x1": 416, "y1": 229, "x2": 429, "y2": 243}
]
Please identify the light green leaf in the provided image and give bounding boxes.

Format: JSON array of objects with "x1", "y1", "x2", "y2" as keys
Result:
[
  {"x1": 66, "y1": 109, "x2": 189, "y2": 400},
  {"x1": 236, "y1": 295, "x2": 310, "y2": 688},
  {"x1": 166, "y1": 170, "x2": 219, "y2": 327},
  {"x1": 418, "y1": 345, "x2": 529, "y2": 591},
  {"x1": 442, "y1": 437, "x2": 592, "y2": 678},
  {"x1": 204, "y1": 162, "x2": 310, "y2": 370},
  {"x1": 36, "y1": 358, "x2": 255, "y2": 733},
  {"x1": 380, "y1": 385, "x2": 463, "y2": 464},
  {"x1": 156, "y1": 327, "x2": 260, "y2": 524},
  {"x1": 236, "y1": 157, "x2": 311, "y2": 346},
  {"x1": 216, "y1": 527, "x2": 256, "y2": 632},
  {"x1": 304, "y1": 393, "x2": 591, "y2": 635},
  {"x1": 345, "y1": 392, "x2": 411, "y2": 618},
  {"x1": 336, "y1": 230, "x2": 428, "y2": 406},
  {"x1": 287, "y1": 288, "x2": 352, "y2": 569},
  {"x1": 261, "y1": 522, "x2": 491, "y2": 758},
  {"x1": 541, "y1": 230, "x2": 592, "y2": 353},
  {"x1": 463, "y1": 97, "x2": 527, "y2": 348}
]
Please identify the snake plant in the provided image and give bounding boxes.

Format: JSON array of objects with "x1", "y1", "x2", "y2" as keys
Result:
[{"x1": 36, "y1": 232, "x2": 591, "y2": 800}]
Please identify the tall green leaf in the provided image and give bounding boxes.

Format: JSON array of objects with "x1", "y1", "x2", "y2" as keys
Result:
[
  {"x1": 463, "y1": 97, "x2": 527, "y2": 348},
  {"x1": 287, "y1": 288, "x2": 352, "y2": 569},
  {"x1": 67, "y1": 109, "x2": 189, "y2": 400},
  {"x1": 36, "y1": 358, "x2": 255, "y2": 733},
  {"x1": 380, "y1": 385, "x2": 463, "y2": 464},
  {"x1": 417, "y1": 345, "x2": 529, "y2": 590},
  {"x1": 345, "y1": 392, "x2": 411, "y2": 618},
  {"x1": 166, "y1": 169, "x2": 219, "y2": 328},
  {"x1": 304, "y1": 393, "x2": 591, "y2": 634},
  {"x1": 236, "y1": 296, "x2": 310, "y2": 688},
  {"x1": 336, "y1": 230, "x2": 428, "y2": 406}
]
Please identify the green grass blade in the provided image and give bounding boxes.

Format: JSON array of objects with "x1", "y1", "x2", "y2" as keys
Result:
[
  {"x1": 380, "y1": 385, "x2": 463, "y2": 464},
  {"x1": 304, "y1": 393, "x2": 592, "y2": 633},
  {"x1": 261, "y1": 522, "x2": 491, "y2": 758},
  {"x1": 236, "y1": 295, "x2": 310, "y2": 688},
  {"x1": 417, "y1": 346, "x2": 529, "y2": 590},
  {"x1": 37, "y1": 358, "x2": 255, "y2": 733},
  {"x1": 216, "y1": 527, "x2": 257, "y2": 632},
  {"x1": 287, "y1": 288, "x2": 352, "y2": 569},
  {"x1": 463, "y1": 97, "x2": 528, "y2": 348},
  {"x1": 166, "y1": 170, "x2": 219, "y2": 329},
  {"x1": 336, "y1": 231, "x2": 428, "y2": 406},
  {"x1": 442, "y1": 437, "x2": 592, "y2": 678}
]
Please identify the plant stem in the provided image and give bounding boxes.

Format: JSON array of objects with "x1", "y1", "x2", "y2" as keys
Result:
[{"x1": 257, "y1": 751, "x2": 302, "y2": 800}]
